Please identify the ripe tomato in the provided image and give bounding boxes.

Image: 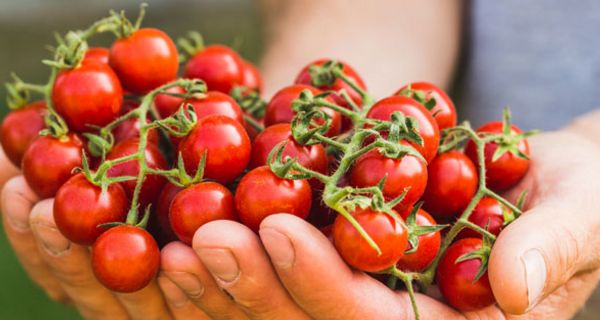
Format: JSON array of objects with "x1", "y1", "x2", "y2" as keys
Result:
[
  {"x1": 109, "y1": 28, "x2": 179, "y2": 95},
  {"x1": 421, "y1": 151, "x2": 478, "y2": 218},
  {"x1": 83, "y1": 47, "x2": 110, "y2": 65},
  {"x1": 186, "y1": 91, "x2": 244, "y2": 124},
  {"x1": 183, "y1": 45, "x2": 244, "y2": 94},
  {"x1": 396, "y1": 209, "x2": 441, "y2": 272},
  {"x1": 349, "y1": 149, "x2": 427, "y2": 212},
  {"x1": 54, "y1": 173, "x2": 128, "y2": 245},
  {"x1": 112, "y1": 100, "x2": 159, "y2": 145},
  {"x1": 156, "y1": 182, "x2": 183, "y2": 243},
  {"x1": 91, "y1": 225, "x2": 160, "y2": 293},
  {"x1": 52, "y1": 62, "x2": 123, "y2": 132},
  {"x1": 396, "y1": 82, "x2": 457, "y2": 130},
  {"x1": 154, "y1": 86, "x2": 186, "y2": 119},
  {"x1": 332, "y1": 207, "x2": 408, "y2": 272},
  {"x1": 170, "y1": 181, "x2": 238, "y2": 245},
  {"x1": 0, "y1": 101, "x2": 46, "y2": 167},
  {"x1": 240, "y1": 60, "x2": 263, "y2": 93},
  {"x1": 179, "y1": 115, "x2": 250, "y2": 184},
  {"x1": 235, "y1": 166, "x2": 312, "y2": 232},
  {"x1": 465, "y1": 122, "x2": 530, "y2": 191},
  {"x1": 367, "y1": 96, "x2": 440, "y2": 163},
  {"x1": 457, "y1": 197, "x2": 505, "y2": 239},
  {"x1": 264, "y1": 85, "x2": 342, "y2": 137},
  {"x1": 436, "y1": 238, "x2": 495, "y2": 311},
  {"x1": 22, "y1": 133, "x2": 83, "y2": 198}
]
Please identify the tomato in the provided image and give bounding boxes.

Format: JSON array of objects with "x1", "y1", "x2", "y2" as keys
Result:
[
  {"x1": 52, "y1": 62, "x2": 123, "y2": 132},
  {"x1": 22, "y1": 133, "x2": 83, "y2": 198},
  {"x1": 156, "y1": 182, "x2": 183, "y2": 243},
  {"x1": 349, "y1": 149, "x2": 427, "y2": 212},
  {"x1": 109, "y1": 28, "x2": 179, "y2": 95},
  {"x1": 465, "y1": 122, "x2": 530, "y2": 191},
  {"x1": 332, "y1": 207, "x2": 408, "y2": 272},
  {"x1": 155, "y1": 89, "x2": 244, "y2": 124},
  {"x1": 436, "y1": 238, "x2": 495, "y2": 311},
  {"x1": 83, "y1": 47, "x2": 110, "y2": 65},
  {"x1": 183, "y1": 45, "x2": 244, "y2": 94},
  {"x1": 170, "y1": 181, "x2": 238, "y2": 245},
  {"x1": 421, "y1": 151, "x2": 478, "y2": 218},
  {"x1": 396, "y1": 82, "x2": 457, "y2": 130},
  {"x1": 264, "y1": 85, "x2": 342, "y2": 137},
  {"x1": 240, "y1": 60, "x2": 263, "y2": 93},
  {"x1": 235, "y1": 166, "x2": 312, "y2": 232},
  {"x1": 396, "y1": 209, "x2": 441, "y2": 272},
  {"x1": 457, "y1": 197, "x2": 505, "y2": 239},
  {"x1": 366, "y1": 96, "x2": 440, "y2": 163},
  {"x1": 154, "y1": 86, "x2": 186, "y2": 119},
  {"x1": 179, "y1": 115, "x2": 251, "y2": 184},
  {"x1": 53, "y1": 173, "x2": 128, "y2": 245},
  {"x1": 112, "y1": 100, "x2": 159, "y2": 145},
  {"x1": 91, "y1": 225, "x2": 160, "y2": 293},
  {"x1": 0, "y1": 101, "x2": 46, "y2": 167}
]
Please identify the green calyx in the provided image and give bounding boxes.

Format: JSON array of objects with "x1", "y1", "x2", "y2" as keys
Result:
[
  {"x1": 489, "y1": 107, "x2": 540, "y2": 162},
  {"x1": 397, "y1": 85, "x2": 437, "y2": 111}
]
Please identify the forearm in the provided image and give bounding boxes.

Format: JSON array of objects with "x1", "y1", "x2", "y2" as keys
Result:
[{"x1": 564, "y1": 109, "x2": 600, "y2": 148}]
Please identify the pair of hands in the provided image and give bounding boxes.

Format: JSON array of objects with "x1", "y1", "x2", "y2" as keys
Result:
[{"x1": 2, "y1": 120, "x2": 600, "y2": 319}]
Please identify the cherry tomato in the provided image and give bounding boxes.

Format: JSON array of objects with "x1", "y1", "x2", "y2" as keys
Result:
[
  {"x1": 92, "y1": 225, "x2": 160, "y2": 293},
  {"x1": 235, "y1": 166, "x2": 312, "y2": 232},
  {"x1": 22, "y1": 133, "x2": 83, "y2": 198},
  {"x1": 170, "y1": 181, "x2": 238, "y2": 245},
  {"x1": 54, "y1": 173, "x2": 128, "y2": 245},
  {"x1": 112, "y1": 100, "x2": 159, "y2": 145},
  {"x1": 183, "y1": 45, "x2": 244, "y2": 94},
  {"x1": 240, "y1": 60, "x2": 263, "y2": 93},
  {"x1": 83, "y1": 47, "x2": 110, "y2": 65},
  {"x1": 457, "y1": 197, "x2": 506, "y2": 239},
  {"x1": 421, "y1": 151, "x2": 478, "y2": 218},
  {"x1": 186, "y1": 91, "x2": 245, "y2": 124},
  {"x1": 396, "y1": 209, "x2": 441, "y2": 272},
  {"x1": 436, "y1": 238, "x2": 495, "y2": 311},
  {"x1": 396, "y1": 82, "x2": 457, "y2": 130},
  {"x1": 332, "y1": 207, "x2": 408, "y2": 272},
  {"x1": 179, "y1": 115, "x2": 251, "y2": 184},
  {"x1": 465, "y1": 122, "x2": 530, "y2": 191},
  {"x1": 154, "y1": 86, "x2": 186, "y2": 119},
  {"x1": 0, "y1": 101, "x2": 46, "y2": 167},
  {"x1": 350, "y1": 149, "x2": 427, "y2": 212},
  {"x1": 156, "y1": 182, "x2": 183, "y2": 243},
  {"x1": 367, "y1": 96, "x2": 440, "y2": 163},
  {"x1": 264, "y1": 85, "x2": 342, "y2": 137},
  {"x1": 52, "y1": 62, "x2": 123, "y2": 132},
  {"x1": 109, "y1": 28, "x2": 179, "y2": 95}
]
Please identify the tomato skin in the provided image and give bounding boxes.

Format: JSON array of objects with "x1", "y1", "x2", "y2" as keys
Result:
[
  {"x1": 179, "y1": 115, "x2": 251, "y2": 184},
  {"x1": 156, "y1": 182, "x2": 183, "y2": 242},
  {"x1": 109, "y1": 28, "x2": 179, "y2": 95},
  {"x1": 332, "y1": 207, "x2": 408, "y2": 272},
  {"x1": 187, "y1": 91, "x2": 245, "y2": 124},
  {"x1": 350, "y1": 149, "x2": 428, "y2": 212},
  {"x1": 396, "y1": 209, "x2": 441, "y2": 272},
  {"x1": 155, "y1": 86, "x2": 186, "y2": 119},
  {"x1": 22, "y1": 133, "x2": 83, "y2": 199},
  {"x1": 170, "y1": 181, "x2": 238, "y2": 245},
  {"x1": 92, "y1": 225, "x2": 160, "y2": 293},
  {"x1": 52, "y1": 62, "x2": 123, "y2": 132},
  {"x1": 235, "y1": 166, "x2": 312, "y2": 232},
  {"x1": 465, "y1": 122, "x2": 530, "y2": 191},
  {"x1": 183, "y1": 45, "x2": 244, "y2": 94},
  {"x1": 422, "y1": 151, "x2": 478, "y2": 218},
  {"x1": 457, "y1": 197, "x2": 505, "y2": 239},
  {"x1": 0, "y1": 101, "x2": 46, "y2": 167},
  {"x1": 437, "y1": 238, "x2": 495, "y2": 311},
  {"x1": 83, "y1": 47, "x2": 110, "y2": 65},
  {"x1": 113, "y1": 100, "x2": 159, "y2": 145},
  {"x1": 397, "y1": 82, "x2": 457, "y2": 130},
  {"x1": 367, "y1": 96, "x2": 440, "y2": 163},
  {"x1": 240, "y1": 60, "x2": 263, "y2": 93}
]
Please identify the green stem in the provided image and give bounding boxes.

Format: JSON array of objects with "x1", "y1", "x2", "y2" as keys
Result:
[{"x1": 485, "y1": 189, "x2": 523, "y2": 216}]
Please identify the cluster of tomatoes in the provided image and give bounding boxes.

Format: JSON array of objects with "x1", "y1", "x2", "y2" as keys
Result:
[{"x1": 1, "y1": 6, "x2": 535, "y2": 317}]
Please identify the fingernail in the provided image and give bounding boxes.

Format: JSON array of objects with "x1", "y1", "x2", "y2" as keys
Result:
[
  {"x1": 522, "y1": 249, "x2": 546, "y2": 310},
  {"x1": 158, "y1": 276, "x2": 190, "y2": 308},
  {"x1": 260, "y1": 228, "x2": 295, "y2": 269},
  {"x1": 164, "y1": 271, "x2": 204, "y2": 299},
  {"x1": 32, "y1": 223, "x2": 70, "y2": 256},
  {"x1": 197, "y1": 248, "x2": 240, "y2": 283},
  {"x1": 6, "y1": 207, "x2": 30, "y2": 231}
]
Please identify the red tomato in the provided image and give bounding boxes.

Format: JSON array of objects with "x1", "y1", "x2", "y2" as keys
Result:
[
  {"x1": 52, "y1": 62, "x2": 123, "y2": 132},
  {"x1": 367, "y1": 96, "x2": 440, "y2": 163},
  {"x1": 170, "y1": 181, "x2": 238, "y2": 245},
  {"x1": 183, "y1": 45, "x2": 244, "y2": 94},
  {"x1": 422, "y1": 151, "x2": 478, "y2": 218},
  {"x1": 92, "y1": 225, "x2": 160, "y2": 293},
  {"x1": 465, "y1": 122, "x2": 530, "y2": 191},
  {"x1": 186, "y1": 91, "x2": 244, "y2": 124},
  {"x1": 22, "y1": 133, "x2": 83, "y2": 198},
  {"x1": 349, "y1": 149, "x2": 427, "y2": 212},
  {"x1": 396, "y1": 82, "x2": 457, "y2": 130},
  {"x1": 112, "y1": 100, "x2": 159, "y2": 145},
  {"x1": 109, "y1": 28, "x2": 179, "y2": 95},
  {"x1": 457, "y1": 197, "x2": 505, "y2": 239},
  {"x1": 436, "y1": 238, "x2": 495, "y2": 311},
  {"x1": 83, "y1": 47, "x2": 110, "y2": 65},
  {"x1": 264, "y1": 85, "x2": 342, "y2": 137},
  {"x1": 235, "y1": 166, "x2": 312, "y2": 232},
  {"x1": 332, "y1": 207, "x2": 408, "y2": 272},
  {"x1": 240, "y1": 60, "x2": 263, "y2": 93},
  {"x1": 54, "y1": 173, "x2": 128, "y2": 245},
  {"x1": 154, "y1": 86, "x2": 186, "y2": 119},
  {"x1": 179, "y1": 115, "x2": 251, "y2": 184},
  {"x1": 0, "y1": 101, "x2": 46, "y2": 167},
  {"x1": 396, "y1": 209, "x2": 441, "y2": 272},
  {"x1": 156, "y1": 182, "x2": 183, "y2": 242}
]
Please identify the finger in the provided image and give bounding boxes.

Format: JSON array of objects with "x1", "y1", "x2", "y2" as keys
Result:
[
  {"x1": 0, "y1": 176, "x2": 67, "y2": 302},
  {"x1": 193, "y1": 221, "x2": 310, "y2": 320},
  {"x1": 114, "y1": 280, "x2": 173, "y2": 320},
  {"x1": 29, "y1": 199, "x2": 129, "y2": 320},
  {"x1": 161, "y1": 241, "x2": 248, "y2": 320},
  {"x1": 158, "y1": 274, "x2": 211, "y2": 320},
  {"x1": 0, "y1": 147, "x2": 20, "y2": 190}
]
